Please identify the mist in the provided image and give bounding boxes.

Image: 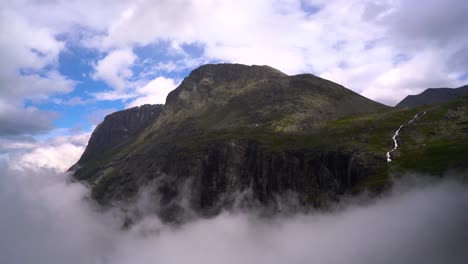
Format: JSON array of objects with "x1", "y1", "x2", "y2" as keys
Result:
[{"x1": 1, "y1": 160, "x2": 468, "y2": 264}]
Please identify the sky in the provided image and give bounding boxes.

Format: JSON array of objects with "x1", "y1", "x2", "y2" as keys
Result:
[{"x1": 1, "y1": 0, "x2": 468, "y2": 153}]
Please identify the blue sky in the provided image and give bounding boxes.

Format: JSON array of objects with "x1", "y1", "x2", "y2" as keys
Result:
[
  {"x1": 32, "y1": 41, "x2": 204, "y2": 131},
  {"x1": 1, "y1": 0, "x2": 467, "y2": 157}
]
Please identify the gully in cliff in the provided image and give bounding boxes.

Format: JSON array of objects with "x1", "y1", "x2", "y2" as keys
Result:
[{"x1": 386, "y1": 112, "x2": 426, "y2": 162}]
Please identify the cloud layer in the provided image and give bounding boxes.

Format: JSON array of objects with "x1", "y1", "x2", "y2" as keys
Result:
[{"x1": 1, "y1": 139, "x2": 468, "y2": 264}]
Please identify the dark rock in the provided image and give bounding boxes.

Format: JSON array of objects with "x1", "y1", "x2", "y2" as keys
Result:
[
  {"x1": 396, "y1": 85, "x2": 468, "y2": 108},
  {"x1": 77, "y1": 104, "x2": 163, "y2": 164}
]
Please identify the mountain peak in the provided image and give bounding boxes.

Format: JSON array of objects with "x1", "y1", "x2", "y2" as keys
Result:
[
  {"x1": 165, "y1": 63, "x2": 288, "y2": 111},
  {"x1": 75, "y1": 104, "x2": 163, "y2": 166},
  {"x1": 187, "y1": 63, "x2": 287, "y2": 82}
]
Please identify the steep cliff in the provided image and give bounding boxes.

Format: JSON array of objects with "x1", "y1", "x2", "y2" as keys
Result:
[
  {"x1": 72, "y1": 104, "x2": 163, "y2": 179},
  {"x1": 71, "y1": 64, "x2": 468, "y2": 223}
]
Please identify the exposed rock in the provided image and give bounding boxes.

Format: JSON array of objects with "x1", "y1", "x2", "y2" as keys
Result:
[
  {"x1": 85, "y1": 137, "x2": 382, "y2": 222},
  {"x1": 189, "y1": 140, "x2": 377, "y2": 214},
  {"x1": 75, "y1": 104, "x2": 163, "y2": 165}
]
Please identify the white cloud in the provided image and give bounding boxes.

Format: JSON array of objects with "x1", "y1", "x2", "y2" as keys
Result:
[
  {"x1": 361, "y1": 50, "x2": 465, "y2": 105},
  {"x1": 91, "y1": 91, "x2": 137, "y2": 101},
  {"x1": 52, "y1": 96, "x2": 95, "y2": 106},
  {"x1": 0, "y1": 10, "x2": 73, "y2": 101},
  {"x1": 0, "y1": 11, "x2": 63, "y2": 73},
  {"x1": 1, "y1": 152, "x2": 468, "y2": 264},
  {"x1": 17, "y1": 143, "x2": 85, "y2": 172},
  {"x1": 126, "y1": 76, "x2": 179, "y2": 107},
  {"x1": 92, "y1": 48, "x2": 137, "y2": 90},
  {"x1": 9, "y1": 132, "x2": 90, "y2": 172},
  {"x1": 0, "y1": 9, "x2": 74, "y2": 136},
  {"x1": 0, "y1": 137, "x2": 38, "y2": 152},
  {"x1": 1, "y1": 124, "x2": 467, "y2": 264},
  {"x1": 85, "y1": 0, "x2": 467, "y2": 105}
]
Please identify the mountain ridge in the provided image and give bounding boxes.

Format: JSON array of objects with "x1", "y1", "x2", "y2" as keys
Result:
[
  {"x1": 75, "y1": 104, "x2": 163, "y2": 165},
  {"x1": 71, "y1": 63, "x2": 468, "y2": 223},
  {"x1": 396, "y1": 85, "x2": 468, "y2": 108}
]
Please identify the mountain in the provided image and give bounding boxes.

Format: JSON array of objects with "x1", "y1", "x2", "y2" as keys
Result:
[
  {"x1": 75, "y1": 104, "x2": 163, "y2": 165},
  {"x1": 396, "y1": 85, "x2": 468, "y2": 108},
  {"x1": 71, "y1": 64, "x2": 468, "y2": 223}
]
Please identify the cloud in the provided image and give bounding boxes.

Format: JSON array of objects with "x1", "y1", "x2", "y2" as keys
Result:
[
  {"x1": 382, "y1": 0, "x2": 468, "y2": 49},
  {"x1": 0, "y1": 9, "x2": 74, "y2": 136},
  {"x1": 92, "y1": 48, "x2": 137, "y2": 90},
  {"x1": 16, "y1": 142, "x2": 85, "y2": 172},
  {"x1": 91, "y1": 91, "x2": 137, "y2": 101},
  {"x1": 0, "y1": 10, "x2": 73, "y2": 100},
  {"x1": 6, "y1": 131, "x2": 90, "y2": 172},
  {"x1": 74, "y1": 0, "x2": 466, "y2": 105},
  {"x1": 2, "y1": 165, "x2": 468, "y2": 263},
  {"x1": 2, "y1": 0, "x2": 468, "y2": 136},
  {"x1": 0, "y1": 101, "x2": 58, "y2": 136},
  {"x1": 2, "y1": 2, "x2": 468, "y2": 262},
  {"x1": 0, "y1": 136, "x2": 38, "y2": 156},
  {"x1": 126, "y1": 76, "x2": 179, "y2": 107},
  {"x1": 52, "y1": 96, "x2": 96, "y2": 106},
  {"x1": 0, "y1": 165, "x2": 116, "y2": 264},
  {"x1": 90, "y1": 50, "x2": 180, "y2": 106},
  {"x1": 361, "y1": 50, "x2": 465, "y2": 105},
  {"x1": 1, "y1": 136, "x2": 468, "y2": 264}
]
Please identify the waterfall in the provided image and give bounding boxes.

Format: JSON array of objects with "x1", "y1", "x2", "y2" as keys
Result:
[{"x1": 386, "y1": 112, "x2": 426, "y2": 162}]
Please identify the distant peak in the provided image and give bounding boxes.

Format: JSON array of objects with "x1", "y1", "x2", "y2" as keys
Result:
[
  {"x1": 396, "y1": 85, "x2": 468, "y2": 108},
  {"x1": 187, "y1": 63, "x2": 287, "y2": 81}
]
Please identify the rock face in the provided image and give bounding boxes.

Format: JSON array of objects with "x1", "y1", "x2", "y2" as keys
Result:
[
  {"x1": 189, "y1": 140, "x2": 377, "y2": 213},
  {"x1": 75, "y1": 104, "x2": 163, "y2": 165},
  {"x1": 72, "y1": 63, "x2": 394, "y2": 222},
  {"x1": 396, "y1": 85, "x2": 468, "y2": 108},
  {"x1": 83, "y1": 137, "x2": 382, "y2": 222}
]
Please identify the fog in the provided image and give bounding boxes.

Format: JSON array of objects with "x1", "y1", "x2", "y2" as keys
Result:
[{"x1": 1, "y1": 160, "x2": 468, "y2": 264}]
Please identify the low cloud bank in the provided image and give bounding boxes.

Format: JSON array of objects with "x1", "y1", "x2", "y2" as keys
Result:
[{"x1": 1, "y1": 156, "x2": 467, "y2": 264}]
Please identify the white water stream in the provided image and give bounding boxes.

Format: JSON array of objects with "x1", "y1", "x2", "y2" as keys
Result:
[{"x1": 386, "y1": 112, "x2": 426, "y2": 162}]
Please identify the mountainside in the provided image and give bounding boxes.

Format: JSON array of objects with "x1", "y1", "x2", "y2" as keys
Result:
[
  {"x1": 75, "y1": 104, "x2": 163, "y2": 165},
  {"x1": 71, "y1": 64, "x2": 468, "y2": 223},
  {"x1": 396, "y1": 85, "x2": 468, "y2": 108}
]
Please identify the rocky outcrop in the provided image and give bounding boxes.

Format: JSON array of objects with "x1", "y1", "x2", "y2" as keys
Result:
[
  {"x1": 189, "y1": 140, "x2": 378, "y2": 214},
  {"x1": 396, "y1": 85, "x2": 468, "y2": 108},
  {"x1": 85, "y1": 135, "x2": 383, "y2": 223},
  {"x1": 76, "y1": 104, "x2": 163, "y2": 164}
]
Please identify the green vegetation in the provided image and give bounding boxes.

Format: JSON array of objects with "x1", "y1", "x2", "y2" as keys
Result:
[
  {"x1": 72, "y1": 64, "x2": 468, "y2": 208},
  {"x1": 389, "y1": 98, "x2": 468, "y2": 175},
  {"x1": 198, "y1": 95, "x2": 468, "y2": 183}
]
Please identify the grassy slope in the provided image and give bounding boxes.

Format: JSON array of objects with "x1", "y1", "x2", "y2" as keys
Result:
[
  {"x1": 82, "y1": 96, "x2": 468, "y2": 200},
  {"x1": 201, "y1": 96, "x2": 468, "y2": 189},
  {"x1": 391, "y1": 97, "x2": 468, "y2": 175}
]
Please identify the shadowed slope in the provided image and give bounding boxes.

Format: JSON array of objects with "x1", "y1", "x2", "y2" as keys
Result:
[{"x1": 396, "y1": 85, "x2": 468, "y2": 108}]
